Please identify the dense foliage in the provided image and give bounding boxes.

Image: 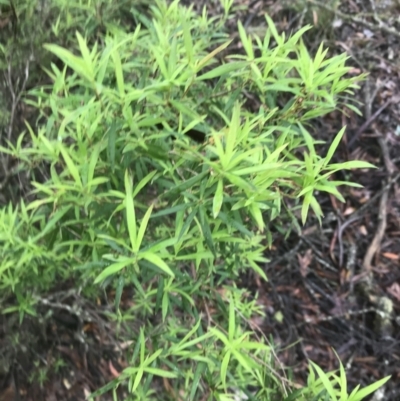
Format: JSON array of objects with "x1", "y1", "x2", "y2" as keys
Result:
[{"x1": 0, "y1": 0, "x2": 390, "y2": 400}]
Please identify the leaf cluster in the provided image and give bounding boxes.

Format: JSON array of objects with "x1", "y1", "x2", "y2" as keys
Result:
[{"x1": 0, "y1": 1, "x2": 387, "y2": 400}]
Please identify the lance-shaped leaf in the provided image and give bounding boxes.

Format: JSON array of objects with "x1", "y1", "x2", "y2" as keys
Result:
[
  {"x1": 124, "y1": 171, "x2": 137, "y2": 251},
  {"x1": 139, "y1": 252, "x2": 175, "y2": 278},
  {"x1": 59, "y1": 144, "x2": 82, "y2": 188},
  {"x1": 133, "y1": 204, "x2": 154, "y2": 253},
  {"x1": 212, "y1": 179, "x2": 224, "y2": 218}
]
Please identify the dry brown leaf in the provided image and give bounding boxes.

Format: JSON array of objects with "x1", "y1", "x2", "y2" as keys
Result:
[
  {"x1": 359, "y1": 225, "x2": 368, "y2": 236},
  {"x1": 382, "y1": 252, "x2": 399, "y2": 260},
  {"x1": 297, "y1": 249, "x2": 313, "y2": 277},
  {"x1": 83, "y1": 387, "x2": 91, "y2": 399},
  {"x1": 109, "y1": 360, "x2": 120, "y2": 378},
  {"x1": 386, "y1": 283, "x2": 400, "y2": 302},
  {"x1": 63, "y1": 378, "x2": 72, "y2": 390},
  {"x1": 343, "y1": 207, "x2": 356, "y2": 216}
]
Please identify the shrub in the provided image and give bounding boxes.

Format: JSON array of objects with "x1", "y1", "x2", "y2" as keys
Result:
[{"x1": 0, "y1": 0, "x2": 389, "y2": 400}]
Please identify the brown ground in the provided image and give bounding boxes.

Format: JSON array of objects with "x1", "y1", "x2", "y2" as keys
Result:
[
  {"x1": 1, "y1": 0, "x2": 400, "y2": 400},
  {"x1": 253, "y1": 0, "x2": 400, "y2": 398}
]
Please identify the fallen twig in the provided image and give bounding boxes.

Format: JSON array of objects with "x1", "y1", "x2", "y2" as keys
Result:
[
  {"x1": 348, "y1": 98, "x2": 393, "y2": 148},
  {"x1": 362, "y1": 132, "x2": 397, "y2": 275},
  {"x1": 362, "y1": 184, "x2": 388, "y2": 274}
]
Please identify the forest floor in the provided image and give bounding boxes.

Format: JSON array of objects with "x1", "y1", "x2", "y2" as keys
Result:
[
  {"x1": 244, "y1": 0, "x2": 400, "y2": 399},
  {"x1": 1, "y1": 0, "x2": 400, "y2": 400}
]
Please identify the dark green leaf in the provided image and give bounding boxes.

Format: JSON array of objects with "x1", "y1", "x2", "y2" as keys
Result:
[{"x1": 199, "y1": 206, "x2": 216, "y2": 257}]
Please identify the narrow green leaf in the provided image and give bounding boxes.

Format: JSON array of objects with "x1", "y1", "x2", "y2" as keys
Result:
[
  {"x1": 76, "y1": 31, "x2": 94, "y2": 78},
  {"x1": 144, "y1": 367, "x2": 178, "y2": 378},
  {"x1": 134, "y1": 204, "x2": 154, "y2": 253},
  {"x1": 231, "y1": 349, "x2": 257, "y2": 372},
  {"x1": 171, "y1": 332, "x2": 214, "y2": 353},
  {"x1": 124, "y1": 171, "x2": 137, "y2": 251},
  {"x1": 87, "y1": 177, "x2": 109, "y2": 188},
  {"x1": 175, "y1": 251, "x2": 214, "y2": 260},
  {"x1": 165, "y1": 171, "x2": 208, "y2": 195},
  {"x1": 235, "y1": 163, "x2": 282, "y2": 175},
  {"x1": 177, "y1": 207, "x2": 198, "y2": 241},
  {"x1": 181, "y1": 15, "x2": 194, "y2": 64},
  {"x1": 328, "y1": 161, "x2": 376, "y2": 170},
  {"x1": 228, "y1": 298, "x2": 235, "y2": 340},
  {"x1": 218, "y1": 212, "x2": 252, "y2": 237},
  {"x1": 345, "y1": 103, "x2": 363, "y2": 116},
  {"x1": 225, "y1": 103, "x2": 240, "y2": 161},
  {"x1": 107, "y1": 121, "x2": 117, "y2": 173},
  {"x1": 337, "y1": 360, "x2": 347, "y2": 401},
  {"x1": 32, "y1": 205, "x2": 72, "y2": 241},
  {"x1": 168, "y1": 36, "x2": 179, "y2": 78},
  {"x1": 247, "y1": 259, "x2": 268, "y2": 281},
  {"x1": 197, "y1": 61, "x2": 248, "y2": 81},
  {"x1": 44, "y1": 43, "x2": 92, "y2": 81},
  {"x1": 348, "y1": 376, "x2": 391, "y2": 401},
  {"x1": 176, "y1": 319, "x2": 202, "y2": 349},
  {"x1": 144, "y1": 238, "x2": 177, "y2": 254},
  {"x1": 131, "y1": 367, "x2": 144, "y2": 392},
  {"x1": 324, "y1": 127, "x2": 346, "y2": 167},
  {"x1": 301, "y1": 191, "x2": 313, "y2": 225},
  {"x1": 238, "y1": 21, "x2": 254, "y2": 59},
  {"x1": 152, "y1": 46, "x2": 169, "y2": 80},
  {"x1": 282, "y1": 389, "x2": 305, "y2": 401},
  {"x1": 87, "y1": 142, "x2": 101, "y2": 186},
  {"x1": 151, "y1": 203, "x2": 192, "y2": 219},
  {"x1": 133, "y1": 171, "x2": 157, "y2": 198},
  {"x1": 298, "y1": 123, "x2": 316, "y2": 159},
  {"x1": 298, "y1": 185, "x2": 315, "y2": 198},
  {"x1": 265, "y1": 14, "x2": 283, "y2": 46},
  {"x1": 140, "y1": 327, "x2": 145, "y2": 363},
  {"x1": 249, "y1": 202, "x2": 265, "y2": 231},
  {"x1": 221, "y1": 352, "x2": 230, "y2": 390},
  {"x1": 115, "y1": 275, "x2": 125, "y2": 310},
  {"x1": 225, "y1": 172, "x2": 256, "y2": 192},
  {"x1": 94, "y1": 258, "x2": 133, "y2": 284},
  {"x1": 321, "y1": 180, "x2": 363, "y2": 188},
  {"x1": 348, "y1": 385, "x2": 361, "y2": 400},
  {"x1": 314, "y1": 184, "x2": 345, "y2": 202},
  {"x1": 59, "y1": 145, "x2": 82, "y2": 187},
  {"x1": 111, "y1": 49, "x2": 125, "y2": 96},
  {"x1": 155, "y1": 277, "x2": 164, "y2": 312},
  {"x1": 139, "y1": 252, "x2": 175, "y2": 277},
  {"x1": 199, "y1": 206, "x2": 216, "y2": 257},
  {"x1": 239, "y1": 341, "x2": 270, "y2": 351},
  {"x1": 170, "y1": 99, "x2": 200, "y2": 120},
  {"x1": 213, "y1": 179, "x2": 224, "y2": 218},
  {"x1": 310, "y1": 195, "x2": 323, "y2": 224},
  {"x1": 196, "y1": 40, "x2": 233, "y2": 71},
  {"x1": 162, "y1": 293, "x2": 169, "y2": 321},
  {"x1": 309, "y1": 361, "x2": 338, "y2": 401},
  {"x1": 190, "y1": 362, "x2": 207, "y2": 401}
]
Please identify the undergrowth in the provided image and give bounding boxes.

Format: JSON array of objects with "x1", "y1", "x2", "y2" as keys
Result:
[{"x1": 0, "y1": 0, "x2": 390, "y2": 400}]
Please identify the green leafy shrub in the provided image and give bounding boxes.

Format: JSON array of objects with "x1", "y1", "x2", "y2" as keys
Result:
[{"x1": 0, "y1": 0, "x2": 389, "y2": 400}]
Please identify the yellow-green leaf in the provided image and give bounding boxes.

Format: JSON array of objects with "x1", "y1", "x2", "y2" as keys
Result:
[
  {"x1": 139, "y1": 252, "x2": 175, "y2": 278},
  {"x1": 59, "y1": 144, "x2": 82, "y2": 187},
  {"x1": 134, "y1": 204, "x2": 154, "y2": 253},
  {"x1": 212, "y1": 179, "x2": 224, "y2": 218},
  {"x1": 124, "y1": 171, "x2": 137, "y2": 250}
]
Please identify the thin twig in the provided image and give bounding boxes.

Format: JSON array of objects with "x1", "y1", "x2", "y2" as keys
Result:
[
  {"x1": 348, "y1": 98, "x2": 393, "y2": 147},
  {"x1": 362, "y1": 134, "x2": 396, "y2": 275},
  {"x1": 362, "y1": 185, "x2": 388, "y2": 274},
  {"x1": 338, "y1": 214, "x2": 363, "y2": 268}
]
